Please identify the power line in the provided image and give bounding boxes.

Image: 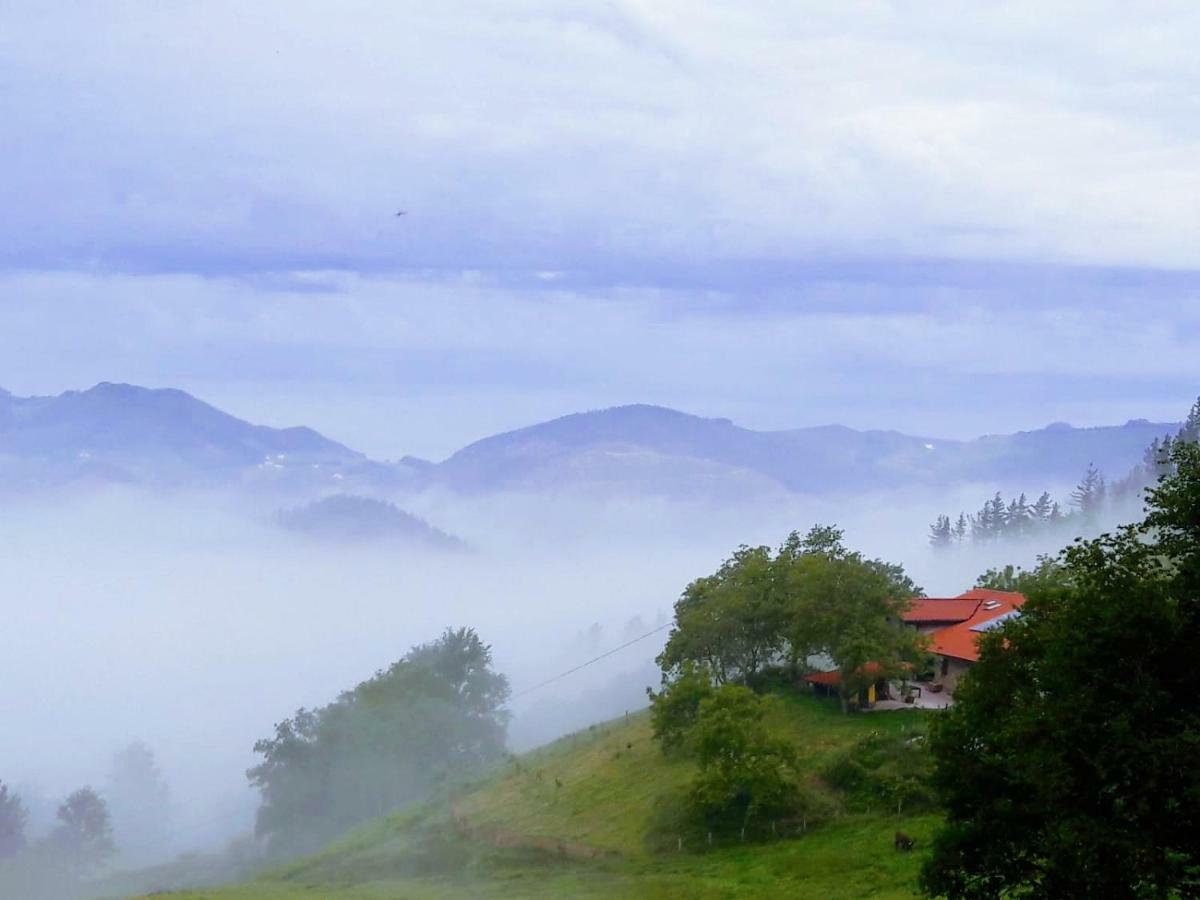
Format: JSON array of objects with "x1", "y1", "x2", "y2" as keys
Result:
[{"x1": 509, "y1": 622, "x2": 671, "y2": 701}]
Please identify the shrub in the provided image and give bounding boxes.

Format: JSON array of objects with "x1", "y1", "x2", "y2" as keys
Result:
[{"x1": 822, "y1": 731, "x2": 934, "y2": 813}]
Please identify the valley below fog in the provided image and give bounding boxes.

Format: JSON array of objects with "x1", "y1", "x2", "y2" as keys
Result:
[{"x1": 0, "y1": 480, "x2": 1054, "y2": 854}]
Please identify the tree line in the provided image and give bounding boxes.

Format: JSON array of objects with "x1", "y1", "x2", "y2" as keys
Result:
[
  {"x1": 928, "y1": 469, "x2": 1103, "y2": 548},
  {"x1": 1, "y1": 739, "x2": 172, "y2": 894},
  {"x1": 930, "y1": 397, "x2": 1200, "y2": 550},
  {"x1": 0, "y1": 783, "x2": 115, "y2": 893}
]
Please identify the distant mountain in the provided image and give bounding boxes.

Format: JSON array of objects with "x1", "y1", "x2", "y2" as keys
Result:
[
  {"x1": 429, "y1": 404, "x2": 1177, "y2": 497},
  {"x1": 0, "y1": 385, "x2": 1178, "y2": 499},
  {"x1": 275, "y1": 495, "x2": 466, "y2": 550},
  {"x1": 0, "y1": 382, "x2": 367, "y2": 490}
]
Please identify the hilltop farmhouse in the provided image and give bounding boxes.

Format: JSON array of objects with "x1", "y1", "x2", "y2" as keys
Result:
[
  {"x1": 804, "y1": 588, "x2": 1027, "y2": 707},
  {"x1": 902, "y1": 588, "x2": 1027, "y2": 693}
]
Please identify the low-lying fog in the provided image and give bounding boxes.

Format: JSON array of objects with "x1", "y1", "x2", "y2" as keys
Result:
[{"x1": 0, "y1": 482, "x2": 1070, "y2": 862}]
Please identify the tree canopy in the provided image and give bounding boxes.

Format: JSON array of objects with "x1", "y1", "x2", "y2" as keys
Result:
[
  {"x1": 657, "y1": 525, "x2": 923, "y2": 712},
  {"x1": 922, "y1": 440, "x2": 1200, "y2": 898},
  {"x1": 50, "y1": 787, "x2": 114, "y2": 873},
  {"x1": 247, "y1": 627, "x2": 510, "y2": 856}
]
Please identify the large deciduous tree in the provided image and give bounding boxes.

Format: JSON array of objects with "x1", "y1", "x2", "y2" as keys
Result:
[
  {"x1": 657, "y1": 525, "x2": 922, "y2": 712},
  {"x1": 247, "y1": 627, "x2": 509, "y2": 856},
  {"x1": 922, "y1": 440, "x2": 1200, "y2": 899},
  {"x1": 658, "y1": 545, "x2": 789, "y2": 685}
]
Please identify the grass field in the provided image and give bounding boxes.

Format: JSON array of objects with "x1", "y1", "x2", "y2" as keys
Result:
[{"x1": 141, "y1": 695, "x2": 939, "y2": 899}]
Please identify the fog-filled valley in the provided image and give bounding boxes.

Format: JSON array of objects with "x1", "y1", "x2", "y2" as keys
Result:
[
  {"x1": 0, "y1": 377, "x2": 1178, "y2": 896},
  {"x1": 8, "y1": 4, "x2": 1200, "y2": 895},
  {"x1": 0, "y1": 469, "x2": 1114, "y2": 858}
]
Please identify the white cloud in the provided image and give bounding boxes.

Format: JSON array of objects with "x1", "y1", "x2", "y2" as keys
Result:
[{"x1": 3, "y1": 1, "x2": 1200, "y2": 272}]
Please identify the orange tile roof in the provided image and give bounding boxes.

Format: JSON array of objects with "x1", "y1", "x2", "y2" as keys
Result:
[
  {"x1": 902, "y1": 598, "x2": 981, "y2": 624},
  {"x1": 804, "y1": 669, "x2": 842, "y2": 686},
  {"x1": 803, "y1": 661, "x2": 910, "y2": 687},
  {"x1": 926, "y1": 589, "x2": 1026, "y2": 662}
]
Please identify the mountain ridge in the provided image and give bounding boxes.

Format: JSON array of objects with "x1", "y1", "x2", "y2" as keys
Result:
[{"x1": 0, "y1": 384, "x2": 1179, "y2": 497}]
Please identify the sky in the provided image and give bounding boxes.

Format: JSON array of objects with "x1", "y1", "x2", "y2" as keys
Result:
[{"x1": 3, "y1": 1, "x2": 1200, "y2": 459}]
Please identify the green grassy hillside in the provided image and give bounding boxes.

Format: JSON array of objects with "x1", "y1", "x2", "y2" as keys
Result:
[{"x1": 147, "y1": 695, "x2": 939, "y2": 899}]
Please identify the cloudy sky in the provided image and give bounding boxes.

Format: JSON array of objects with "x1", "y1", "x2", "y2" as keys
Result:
[{"x1": 2, "y1": 1, "x2": 1198, "y2": 458}]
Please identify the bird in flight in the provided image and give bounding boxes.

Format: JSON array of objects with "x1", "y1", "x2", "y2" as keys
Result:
[{"x1": 395, "y1": 210, "x2": 408, "y2": 217}]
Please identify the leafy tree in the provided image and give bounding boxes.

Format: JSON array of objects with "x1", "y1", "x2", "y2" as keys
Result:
[
  {"x1": 686, "y1": 686, "x2": 801, "y2": 841},
  {"x1": 658, "y1": 545, "x2": 789, "y2": 685},
  {"x1": 0, "y1": 782, "x2": 27, "y2": 860},
  {"x1": 647, "y1": 662, "x2": 713, "y2": 754},
  {"x1": 248, "y1": 627, "x2": 509, "y2": 856},
  {"x1": 794, "y1": 523, "x2": 845, "y2": 557},
  {"x1": 800, "y1": 549, "x2": 923, "y2": 713},
  {"x1": 922, "y1": 440, "x2": 1200, "y2": 898},
  {"x1": 974, "y1": 557, "x2": 1065, "y2": 595},
  {"x1": 659, "y1": 526, "x2": 921, "y2": 713},
  {"x1": 50, "y1": 787, "x2": 114, "y2": 872}
]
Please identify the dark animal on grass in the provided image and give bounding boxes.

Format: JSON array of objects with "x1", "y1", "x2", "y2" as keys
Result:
[{"x1": 895, "y1": 831, "x2": 914, "y2": 851}]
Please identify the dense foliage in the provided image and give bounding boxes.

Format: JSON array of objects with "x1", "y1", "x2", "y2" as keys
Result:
[
  {"x1": 656, "y1": 525, "x2": 923, "y2": 712},
  {"x1": 646, "y1": 681, "x2": 821, "y2": 849},
  {"x1": 922, "y1": 440, "x2": 1200, "y2": 898},
  {"x1": 247, "y1": 627, "x2": 510, "y2": 855},
  {"x1": 822, "y1": 731, "x2": 934, "y2": 815},
  {"x1": 686, "y1": 686, "x2": 805, "y2": 841},
  {"x1": 0, "y1": 783, "x2": 26, "y2": 861}
]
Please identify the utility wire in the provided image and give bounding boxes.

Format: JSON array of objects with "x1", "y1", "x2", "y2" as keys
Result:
[
  {"x1": 509, "y1": 622, "x2": 672, "y2": 700},
  {"x1": 136, "y1": 624, "x2": 674, "y2": 853}
]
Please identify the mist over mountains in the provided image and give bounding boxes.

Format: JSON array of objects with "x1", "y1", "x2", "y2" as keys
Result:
[{"x1": 0, "y1": 382, "x2": 1176, "y2": 499}]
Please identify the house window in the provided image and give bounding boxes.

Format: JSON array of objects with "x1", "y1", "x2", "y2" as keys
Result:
[{"x1": 940, "y1": 656, "x2": 950, "y2": 676}]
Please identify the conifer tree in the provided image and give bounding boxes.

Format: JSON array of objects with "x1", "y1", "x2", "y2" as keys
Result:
[
  {"x1": 1071, "y1": 464, "x2": 1105, "y2": 525},
  {"x1": 987, "y1": 492, "x2": 1007, "y2": 538},
  {"x1": 1007, "y1": 493, "x2": 1031, "y2": 537},
  {"x1": 1179, "y1": 397, "x2": 1200, "y2": 444},
  {"x1": 953, "y1": 513, "x2": 968, "y2": 543},
  {"x1": 1031, "y1": 491, "x2": 1054, "y2": 524},
  {"x1": 929, "y1": 515, "x2": 952, "y2": 548},
  {"x1": 970, "y1": 506, "x2": 989, "y2": 541}
]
